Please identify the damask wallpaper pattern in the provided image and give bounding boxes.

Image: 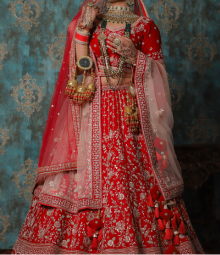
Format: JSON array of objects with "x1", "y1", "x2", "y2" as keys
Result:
[{"x1": 0, "y1": 0, "x2": 219, "y2": 249}]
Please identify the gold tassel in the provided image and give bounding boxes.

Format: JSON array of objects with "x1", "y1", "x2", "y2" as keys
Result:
[
  {"x1": 124, "y1": 77, "x2": 140, "y2": 133},
  {"x1": 65, "y1": 67, "x2": 78, "y2": 97},
  {"x1": 85, "y1": 68, "x2": 95, "y2": 101}
]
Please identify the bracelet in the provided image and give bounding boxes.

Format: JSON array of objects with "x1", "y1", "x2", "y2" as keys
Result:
[
  {"x1": 74, "y1": 30, "x2": 90, "y2": 45},
  {"x1": 76, "y1": 26, "x2": 91, "y2": 36},
  {"x1": 78, "y1": 25, "x2": 91, "y2": 32}
]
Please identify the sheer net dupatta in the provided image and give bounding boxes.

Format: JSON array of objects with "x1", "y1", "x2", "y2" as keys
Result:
[
  {"x1": 32, "y1": 0, "x2": 104, "y2": 214},
  {"x1": 135, "y1": 51, "x2": 184, "y2": 200}
]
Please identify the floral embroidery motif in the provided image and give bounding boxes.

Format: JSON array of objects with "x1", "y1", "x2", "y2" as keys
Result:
[
  {"x1": 12, "y1": 158, "x2": 37, "y2": 203},
  {"x1": 11, "y1": 73, "x2": 45, "y2": 120},
  {"x1": 0, "y1": 128, "x2": 9, "y2": 155},
  {"x1": 0, "y1": 208, "x2": 10, "y2": 242},
  {"x1": 186, "y1": 32, "x2": 216, "y2": 75},
  {"x1": 47, "y1": 32, "x2": 66, "y2": 69},
  {"x1": 169, "y1": 75, "x2": 183, "y2": 110},
  {"x1": 9, "y1": 0, "x2": 43, "y2": 34},
  {"x1": 151, "y1": 0, "x2": 182, "y2": 35},
  {"x1": 0, "y1": 44, "x2": 8, "y2": 69}
]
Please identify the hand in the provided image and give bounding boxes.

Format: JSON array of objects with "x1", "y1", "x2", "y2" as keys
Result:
[
  {"x1": 107, "y1": 34, "x2": 137, "y2": 65},
  {"x1": 79, "y1": 1, "x2": 100, "y2": 30}
]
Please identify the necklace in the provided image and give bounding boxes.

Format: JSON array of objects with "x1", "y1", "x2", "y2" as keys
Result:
[
  {"x1": 97, "y1": 9, "x2": 141, "y2": 132},
  {"x1": 97, "y1": 5, "x2": 139, "y2": 23},
  {"x1": 98, "y1": 19, "x2": 131, "y2": 90}
]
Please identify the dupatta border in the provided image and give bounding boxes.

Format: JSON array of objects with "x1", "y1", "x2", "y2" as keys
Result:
[
  {"x1": 37, "y1": 162, "x2": 77, "y2": 175},
  {"x1": 135, "y1": 50, "x2": 184, "y2": 200}
]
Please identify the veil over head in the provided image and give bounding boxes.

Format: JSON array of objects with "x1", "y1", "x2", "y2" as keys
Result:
[{"x1": 33, "y1": 0, "x2": 184, "y2": 213}]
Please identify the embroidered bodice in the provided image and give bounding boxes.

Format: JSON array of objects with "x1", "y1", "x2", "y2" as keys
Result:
[{"x1": 90, "y1": 16, "x2": 163, "y2": 73}]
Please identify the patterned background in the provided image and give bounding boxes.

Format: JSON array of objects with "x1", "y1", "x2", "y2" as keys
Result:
[{"x1": 0, "y1": 0, "x2": 219, "y2": 249}]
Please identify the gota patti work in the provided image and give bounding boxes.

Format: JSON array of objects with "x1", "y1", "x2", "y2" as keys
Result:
[{"x1": 12, "y1": 1, "x2": 204, "y2": 254}]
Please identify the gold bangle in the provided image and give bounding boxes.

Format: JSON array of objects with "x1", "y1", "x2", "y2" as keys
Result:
[
  {"x1": 76, "y1": 27, "x2": 90, "y2": 36},
  {"x1": 74, "y1": 38, "x2": 89, "y2": 45}
]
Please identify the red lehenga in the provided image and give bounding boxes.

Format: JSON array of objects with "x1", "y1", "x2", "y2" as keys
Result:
[{"x1": 12, "y1": 0, "x2": 204, "y2": 254}]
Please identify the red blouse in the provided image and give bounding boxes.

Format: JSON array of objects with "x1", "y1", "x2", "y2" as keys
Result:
[{"x1": 90, "y1": 16, "x2": 163, "y2": 73}]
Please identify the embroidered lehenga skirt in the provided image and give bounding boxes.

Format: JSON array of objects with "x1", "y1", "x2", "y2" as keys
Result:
[{"x1": 12, "y1": 85, "x2": 204, "y2": 254}]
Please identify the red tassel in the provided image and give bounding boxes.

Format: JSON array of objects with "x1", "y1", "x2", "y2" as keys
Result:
[
  {"x1": 89, "y1": 218, "x2": 103, "y2": 230},
  {"x1": 171, "y1": 215, "x2": 177, "y2": 229},
  {"x1": 148, "y1": 194, "x2": 154, "y2": 207},
  {"x1": 163, "y1": 158, "x2": 168, "y2": 169},
  {"x1": 163, "y1": 219, "x2": 167, "y2": 226},
  {"x1": 164, "y1": 244, "x2": 180, "y2": 254},
  {"x1": 98, "y1": 228, "x2": 102, "y2": 242},
  {"x1": 92, "y1": 237, "x2": 98, "y2": 249},
  {"x1": 87, "y1": 225, "x2": 93, "y2": 237},
  {"x1": 158, "y1": 218, "x2": 165, "y2": 230},
  {"x1": 164, "y1": 228, "x2": 173, "y2": 240},
  {"x1": 179, "y1": 219, "x2": 186, "y2": 234},
  {"x1": 155, "y1": 207, "x2": 160, "y2": 218},
  {"x1": 174, "y1": 234, "x2": 180, "y2": 245},
  {"x1": 156, "y1": 151, "x2": 163, "y2": 160}
]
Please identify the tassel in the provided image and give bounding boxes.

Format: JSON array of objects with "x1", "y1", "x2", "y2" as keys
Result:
[
  {"x1": 92, "y1": 237, "x2": 98, "y2": 249},
  {"x1": 179, "y1": 219, "x2": 186, "y2": 234},
  {"x1": 174, "y1": 234, "x2": 180, "y2": 245},
  {"x1": 164, "y1": 244, "x2": 180, "y2": 254},
  {"x1": 156, "y1": 151, "x2": 163, "y2": 160},
  {"x1": 148, "y1": 194, "x2": 154, "y2": 207},
  {"x1": 98, "y1": 228, "x2": 102, "y2": 242},
  {"x1": 87, "y1": 225, "x2": 93, "y2": 237},
  {"x1": 164, "y1": 228, "x2": 173, "y2": 240},
  {"x1": 171, "y1": 215, "x2": 177, "y2": 229},
  {"x1": 163, "y1": 219, "x2": 167, "y2": 226},
  {"x1": 155, "y1": 207, "x2": 160, "y2": 218},
  {"x1": 163, "y1": 158, "x2": 168, "y2": 169},
  {"x1": 158, "y1": 218, "x2": 165, "y2": 230}
]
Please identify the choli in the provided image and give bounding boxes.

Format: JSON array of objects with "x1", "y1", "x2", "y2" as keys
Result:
[{"x1": 90, "y1": 16, "x2": 164, "y2": 74}]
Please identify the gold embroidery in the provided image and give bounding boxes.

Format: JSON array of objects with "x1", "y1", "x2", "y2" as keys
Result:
[
  {"x1": 0, "y1": 44, "x2": 8, "y2": 69},
  {"x1": 37, "y1": 161, "x2": 77, "y2": 175},
  {"x1": 47, "y1": 32, "x2": 66, "y2": 69},
  {"x1": 9, "y1": 0, "x2": 43, "y2": 34},
  {"x1": 11, "y1": 73, "x2": 45, "y2": 120},
  {"x1": 186, "y1": 32, "x2": 216, "y2": 75},
  {"x1": 0, "y1": 128, "x2": 9, "y2": 155},
  {"x1": 151, "y1": 0, "x2": 182, "y2": 35},
  {"x1": 12, "y1": 158, "x2": 37, "y2": 203}
]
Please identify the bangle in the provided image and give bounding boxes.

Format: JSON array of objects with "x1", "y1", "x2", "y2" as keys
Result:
[
  {"x1": 78, "y1": 25, "x2": 91, "y2": 32},
  {"x1": 74, "y1": 30, "x2": 90, "y2": 45},
  {"x1": 76, "y1": 26, "x2": 91, "y2": 36}
]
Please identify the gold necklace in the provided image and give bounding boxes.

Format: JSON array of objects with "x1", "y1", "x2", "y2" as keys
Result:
[
  {"x1": 97, "y1": 19, "x2": 131, "y2": 90},
  {"x1": 97, "y1": 5, "x2": 139, "y2": 23}
]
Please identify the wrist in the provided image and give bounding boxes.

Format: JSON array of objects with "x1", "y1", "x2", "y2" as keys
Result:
[
  {"x1": 78, "y1": 24, "x2": 92, "y2": 31},
  {"x1": 75, "y1": 27, "x2": 90, "y2": 45}
]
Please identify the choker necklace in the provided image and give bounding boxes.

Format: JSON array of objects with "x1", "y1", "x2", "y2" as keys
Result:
[{"x1": 97, "y1": 5, "x2": 139, "y2": 23}]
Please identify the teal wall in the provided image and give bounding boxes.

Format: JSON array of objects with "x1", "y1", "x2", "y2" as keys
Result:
[{"x1": 0, "y1": 0, "x2": 219, "y2": 249}]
